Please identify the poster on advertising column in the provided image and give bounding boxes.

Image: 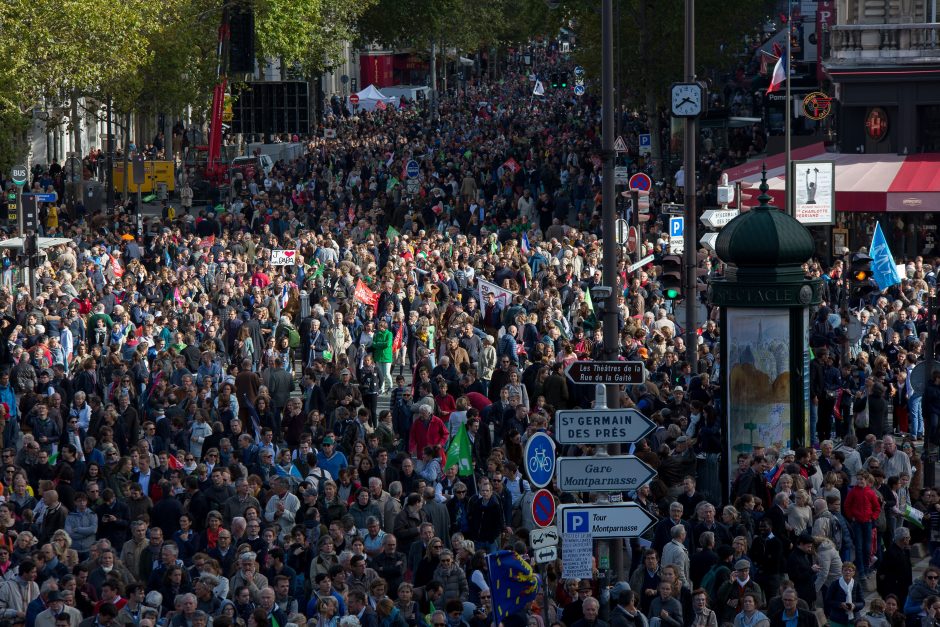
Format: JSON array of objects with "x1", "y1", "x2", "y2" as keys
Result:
[
  {"x1": 726, "y1": 309, "x2": 792, "y2": 481},
  {"x1": 792, "y1": 160, "x2": 835, "y2": 225}
]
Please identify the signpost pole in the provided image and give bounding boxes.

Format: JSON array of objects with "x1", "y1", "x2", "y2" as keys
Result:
[
  {"x1": 631, "y1": 190, "x2": 641, "y2": 269},
  {"x1": 601, "y1": 0, "x2": 624, "y2": 581}
]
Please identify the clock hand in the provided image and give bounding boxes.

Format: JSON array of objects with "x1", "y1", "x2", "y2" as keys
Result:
[{"x1": 678, "y1": 97, "x2": 693, "y2": 107}]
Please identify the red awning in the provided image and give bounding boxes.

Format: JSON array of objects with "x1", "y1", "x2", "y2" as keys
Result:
[{"x1": 724, "y1": 148, "x2": 940, "y2": 213}]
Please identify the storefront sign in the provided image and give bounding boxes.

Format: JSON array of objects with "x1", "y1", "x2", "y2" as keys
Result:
[
  {"x1": 866, "y1": 107, "x2": 889, "y2": 142},
  {"x1": 802, "y1": 92, "x2": 833, "y2": 120}
]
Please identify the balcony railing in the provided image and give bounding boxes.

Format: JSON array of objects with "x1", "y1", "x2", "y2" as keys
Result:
[{"x1": 830, "y1": 23, "x2": 940, "y2": 60}]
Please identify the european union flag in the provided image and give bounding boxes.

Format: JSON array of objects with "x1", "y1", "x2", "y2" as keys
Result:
[
  {"x1": 486, "y1": 551, "x2": 540, "y2": 621},
  {"x1": 870, "y1": 222, "x2": 902, "y2": 290}
]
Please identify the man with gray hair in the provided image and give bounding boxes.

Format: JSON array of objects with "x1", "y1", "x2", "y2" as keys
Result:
[
  {"x1": 877, "y1": 526, "x2": 912, "y2": 601},
  {"x1": 660, "y1": 525, "x2": 690, "y2": 591},
  {"x1": 384, "y1": 482, "x2": 403, "y2": 531}
]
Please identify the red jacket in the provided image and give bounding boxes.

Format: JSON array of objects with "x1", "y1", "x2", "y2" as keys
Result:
[
  {"x1": 409, "y1": 415, "x2": 449, "y2": 455},
  {"x1": 843, "y1": 484, "x2": 881, "y2": 522}
]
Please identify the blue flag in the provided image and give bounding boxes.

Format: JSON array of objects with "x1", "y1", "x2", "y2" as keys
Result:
[
  {"x1": 870, "y1": 222, "x2": 902, "y2": 290},
  {"x1": 486, "y1": 551, "x2": 540, "y2": 621}
]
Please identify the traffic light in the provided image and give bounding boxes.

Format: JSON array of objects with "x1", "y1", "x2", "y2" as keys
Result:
[
  {"x1": 661, "y1": 255, "x2": 683, "y2": 300},
  {"x1": 551, "y1": 73, "x2": 559, "y2": 88},
  {"x1": 849, "y1": 252, "x2": 877, "y2": 306}
]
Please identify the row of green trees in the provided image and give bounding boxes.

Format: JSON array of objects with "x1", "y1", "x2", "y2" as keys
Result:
[{"x1": 0, "y1": 0, "x2": 769, "y2": 172}]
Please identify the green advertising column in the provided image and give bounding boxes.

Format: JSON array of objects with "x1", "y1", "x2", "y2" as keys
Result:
[{"x1": 707, "y1": 167, "x2": 823, "y2": 502}]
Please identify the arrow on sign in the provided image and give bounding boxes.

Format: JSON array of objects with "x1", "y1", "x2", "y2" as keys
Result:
[
  {"x1": 533, "y1": 546, "x2": 558, "y2": 564},
  {"x1": 556, "y1": 455, "x2": 657, "y2": 492},
  {"x1": 701, "y1": 208, "x2": 740, "y2": 229},
  {"x1": 554, "y1": 408, "x2": 656, "y2": 444},
  {"x1": 700, "y1": 232, "x2": 719, "y2": 252},
  {"x1": 564, "y1": 361, "x2": 645, "y2": 385},
  {"x1": 559, "y1": 502, "x2": 658, "y2": 538}
]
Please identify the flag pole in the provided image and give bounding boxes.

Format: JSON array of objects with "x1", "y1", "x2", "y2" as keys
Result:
[{"x1": 785, "y1": 0, "x2": 794, "y2": 218}]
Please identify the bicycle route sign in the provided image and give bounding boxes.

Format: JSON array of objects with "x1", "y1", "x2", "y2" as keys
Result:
[{"x1": 524, "y1": 431, "x2": 556, "y2": 488}]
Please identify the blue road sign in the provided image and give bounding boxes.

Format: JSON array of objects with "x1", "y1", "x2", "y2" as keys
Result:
[
  {"x1": 574, "y1": 66, "x2": 584, "y2": 77},
  {"x1": 564, "y1": 508, "x2": 589, "y2": 533},
  {"x1": 405, "y1": 160, "x2": 420, "y2": 178},
  {"x1": 574, "y1": 85, "x2": 585, "y2": 96},
  {"x1": 670, "y1": 216, "x2": 684, "y2": 238},
  {"x1": 524, "y1": 432, "x2": 556, "y2": 489},
  {"x1": 23, "y1": 192, "x2": 57, "y2": 203},
  {"x1": 639, "y1": 134, "x2": 651, "y2": 148}
]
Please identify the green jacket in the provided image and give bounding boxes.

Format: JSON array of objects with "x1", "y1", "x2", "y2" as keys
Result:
[{"x1": 372, "y1": 328, "x2": 393, "y2": 363}]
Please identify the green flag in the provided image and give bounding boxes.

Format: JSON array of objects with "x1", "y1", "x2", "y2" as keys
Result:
[
  {"x1": 312, "y1": 261, "x2": 325, "y2": 279},
  {"x1": 584, "y1": 288, "x2": 594, "y2": 313},
  {"x1": 387, "y1": 225, "x2": 400, "y2": 240},
  {"x1": 445, "y1": 424, "x2": 474, "y2": 477}
]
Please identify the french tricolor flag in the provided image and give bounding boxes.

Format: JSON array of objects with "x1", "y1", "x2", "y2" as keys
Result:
[
  {"x1": 767, "y1": 44, "x2": 789, "y2": 94},
  {"x1": 521, "y1": 232, "x2": 530, "y2": 255}
]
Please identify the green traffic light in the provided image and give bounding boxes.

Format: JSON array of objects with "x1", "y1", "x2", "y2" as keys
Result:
[
  {"x1": 665, "y1": 289, "x2": 680, "y2": 299},
  {"x1": 6, "y1": 194, "x2": 14, "y2": 201},
  {"x1": 561, "y1": 82, "x2": 567, "y2": 87}
]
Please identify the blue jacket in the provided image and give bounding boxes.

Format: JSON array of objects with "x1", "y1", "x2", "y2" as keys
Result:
[
  {"x1": 823, "y1": 578, "x2": 864, "y2": 625},
  {"x1": 64, "y1": 507, "x2": 98, "y2": 553},
  {"x1": 0, "y1": 384, "x2": 16, "y2": 418}
]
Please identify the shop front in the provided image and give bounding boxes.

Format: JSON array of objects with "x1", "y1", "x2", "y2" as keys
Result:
[{"x1": 723, "y1": 145, "x2": 940, "y2": 260}]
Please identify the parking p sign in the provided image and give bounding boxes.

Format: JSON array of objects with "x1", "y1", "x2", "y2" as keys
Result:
[{"x1": 669, "y1": 216, "x2": 685, "y2": 254}]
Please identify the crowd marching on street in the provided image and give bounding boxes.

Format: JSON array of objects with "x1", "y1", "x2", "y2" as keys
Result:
[{"x1": 0, "y1": 40, "x2": 937, "y2": 627}]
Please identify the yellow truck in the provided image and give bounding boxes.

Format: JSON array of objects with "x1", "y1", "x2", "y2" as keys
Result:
[{"x1": 112, "y1": 160, "x2": 176, "y2": 194}]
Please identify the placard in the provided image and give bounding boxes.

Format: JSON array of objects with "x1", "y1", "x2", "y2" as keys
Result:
[
  {"x1": 561, "y1": 533, "x2": 593, "y2": 579},
  {"x1": 271, "y1": 250, "x2": 298, "y2": 266},
  {"x1": 792, "y1": 160, "x2": 834, "y2": 225}
]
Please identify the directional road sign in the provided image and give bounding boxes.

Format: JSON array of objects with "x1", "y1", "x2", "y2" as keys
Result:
[
  {"x1": 529, "y1": 525, "x2": 559, "y2": 549},
  {"x1": 574, "y1": 85, "x2": 585, "y2": 96},
  {"x1": 23, "y1": 192, "x2": 57, "y2": 203},
  {"x1": 406, "y1": 160, "x2": 420, "y2": 178},
  {"x1": 564, "y1": 360, "x2": 645, "y2": 386},
  {"x1": 614, "y1": 166, "x2": 629, "y2": 186},
  {"x1": 559, "y1": 502, "x2": 657, "y2": 538},
  {"x1": 555, "y1": 407, "x2": 656, "y2": 444},
  {"x1": 556, "y1": 455, "x2": 657, "y2": 492},
  {"x1": 574, "y1": 65, "x2": 585, "y2": 77},
  {"x1": 700, "y1": 232, "x2": 719, "y2": 252},
  {"x1": 701, "y1": 208, "x2": 740, "y2": 229},
  {"x1": 524, "y1": 432, "x2": 556, "y2": 488},
  {"x1": 10, "y1": 165, "x2": 27, "y2": 187},
  {"x1": 628, "y1": 253, "x2": 655, "y2": 273},
  {"x1": 531, "y1": 489, "x2": 556, "y2": 528},
  {"x1": 628, "y1": 172, "x2": 652, "y2": 192},
  {"x1": 662, "y1": 203, "x2": 684, "y2": 215},
  {"x1": 533, "y1": 546, "x2": 558, "y2": 564}
]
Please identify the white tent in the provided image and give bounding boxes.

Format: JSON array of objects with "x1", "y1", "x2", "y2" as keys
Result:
[{"x1": 348, "y1": 85, "x2": 400, "y2": 112}]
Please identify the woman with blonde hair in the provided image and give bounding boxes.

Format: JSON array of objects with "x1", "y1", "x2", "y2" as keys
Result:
[
  {"x1": 51, "y1": 529, "x2": 79, "y2": 567},
  {"x1": 786, "y1": 489, "x2": 813, "y2": 536}
]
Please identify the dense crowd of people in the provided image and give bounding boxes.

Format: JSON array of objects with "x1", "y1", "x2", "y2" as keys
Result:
[{"x1": 0, "y1": 39, "x2": 934, "y2": 627}]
